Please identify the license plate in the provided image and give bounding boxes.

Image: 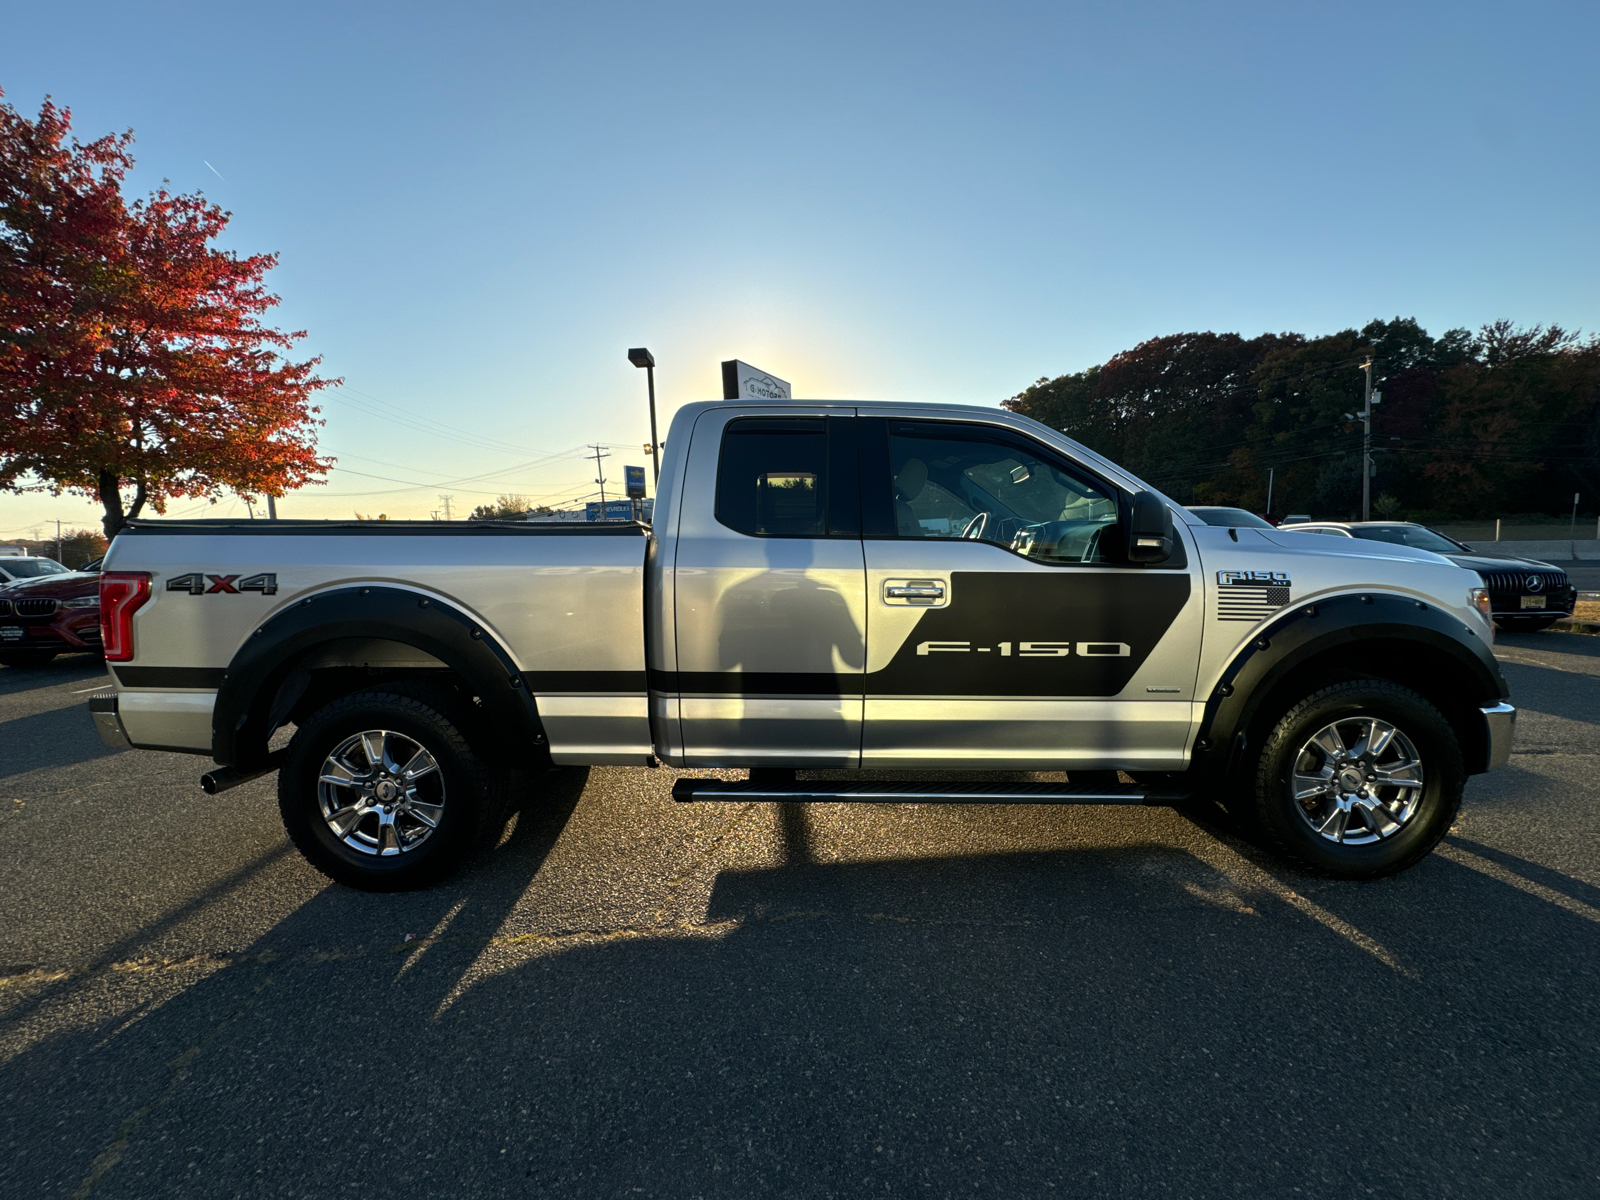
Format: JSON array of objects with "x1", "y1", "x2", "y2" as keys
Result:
[
  {"x1": 0, "y1": 626, "x2": 20, "y2": 641},
  {"x1": 1521, "y1": 595, "x2": 1547, "y2": 609}
]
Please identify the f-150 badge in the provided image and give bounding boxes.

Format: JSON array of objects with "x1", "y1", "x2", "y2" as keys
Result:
[{"x1": 918, "y1": 640, "x2": 1131, "y2": 657}]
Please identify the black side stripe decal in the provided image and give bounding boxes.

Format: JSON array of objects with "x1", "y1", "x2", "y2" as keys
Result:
[{"x1": 114, "y1": 666, "x2": 229, "y2": 689}]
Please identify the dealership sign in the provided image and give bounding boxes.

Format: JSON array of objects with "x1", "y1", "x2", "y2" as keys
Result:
[{"x1": 721, "y1": 360, "x2": 791, "y2": 401}]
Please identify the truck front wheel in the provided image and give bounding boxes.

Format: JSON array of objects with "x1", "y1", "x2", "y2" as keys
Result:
[
  {"x1": 1250, "y1": 680, "x2": 1463, "y2": 879},
  {"x1": 279, "y1": 687, "x2": 499, "y2": 891}
]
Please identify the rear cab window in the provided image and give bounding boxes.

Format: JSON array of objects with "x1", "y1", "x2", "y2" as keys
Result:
[{"x1": 714, "y1": 416, "x2": 860, "y2": 538}]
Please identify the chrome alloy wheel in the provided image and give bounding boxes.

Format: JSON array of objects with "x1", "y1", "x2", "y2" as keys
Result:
[
  {"x1": 1290, "y1": 717, "x2": 1424, "y2": 845},
  {"x1": 316, "y1": 730, "x2": 446, "y2": 856}
]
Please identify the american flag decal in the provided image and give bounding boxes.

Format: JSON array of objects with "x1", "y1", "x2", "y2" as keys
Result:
[{"x1": 1216, "y1": 571, "x2": 1292, "y2": 622}]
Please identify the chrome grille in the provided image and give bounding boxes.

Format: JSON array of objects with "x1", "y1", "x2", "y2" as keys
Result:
[
  {"x1": 1479, "y1": 570, "x2": 1570, "y2": 594},
  {"x1": 13, "y1": 598, "x2": 58, "y2": 617},
  {"x1": 1218, "y1": 584, "x2": 1291, "y2": 622},
  {"x1": 0, "y1": 599, "x2": 10, "y2": 616}
]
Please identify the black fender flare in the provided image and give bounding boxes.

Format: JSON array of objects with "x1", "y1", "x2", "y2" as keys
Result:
[
  {"x1": 1194, "y1": 591, "x2": 1508, "y2": 778},
  {"x1": 212, "y1": 585, "x2": 542, "y2": 769}
]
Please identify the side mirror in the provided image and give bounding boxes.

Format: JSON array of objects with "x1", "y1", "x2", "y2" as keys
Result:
[{"x1": 1126, "y1": 490, "x2": 1174, "y2": 563}]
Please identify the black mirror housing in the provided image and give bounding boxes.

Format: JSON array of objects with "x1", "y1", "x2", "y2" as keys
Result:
[{"x1": 1126, "y1": 490, "x2": 1174, "y2": 563}]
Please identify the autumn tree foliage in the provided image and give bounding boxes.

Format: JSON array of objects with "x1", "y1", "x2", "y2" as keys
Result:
[
  {"x1": 1005, "y1": 318, "x2": 1600, "y2": 520},
  {"x1": 0, "y1": 90, "x2": 334, "y2": 537}
]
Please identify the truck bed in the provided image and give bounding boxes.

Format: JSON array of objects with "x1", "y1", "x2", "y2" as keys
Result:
[{"x1": 100, "y1": 520, "x2": 652, "y2": 764}]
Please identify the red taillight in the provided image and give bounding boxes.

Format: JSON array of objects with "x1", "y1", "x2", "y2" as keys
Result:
[{"x1": 99, "y1": 573, "x2": 151, "y2": 662}]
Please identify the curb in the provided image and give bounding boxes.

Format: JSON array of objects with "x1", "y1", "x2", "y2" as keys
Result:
[{"x1": 1550, "y1": 619, "x2": 1600, "y2": 637}]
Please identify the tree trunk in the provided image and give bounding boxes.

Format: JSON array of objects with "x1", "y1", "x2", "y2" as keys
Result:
[
  {"x1": 97, "y1": 469, "x2": 126, "y2": 541},
  {"x1": 97, "y1": 472, "x2": 146, "y2": 540}
]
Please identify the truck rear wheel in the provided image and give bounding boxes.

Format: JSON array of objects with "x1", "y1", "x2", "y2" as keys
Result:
[
  {"x1": 1250, "y1": 679, "x2": 1463, "y2": 879},
  {"x1": 279, "y1": 687, "x2": 499, "y2": 891}
]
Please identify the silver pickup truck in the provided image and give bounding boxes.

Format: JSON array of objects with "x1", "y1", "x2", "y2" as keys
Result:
[{"x1": 90, "y1": 398, "x2": 1514, "y2": 890}]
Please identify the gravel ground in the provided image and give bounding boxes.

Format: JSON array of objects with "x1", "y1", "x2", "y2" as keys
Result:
[{"x1": 2, "y1": 637, "x2": 1598, "y2": 1199}]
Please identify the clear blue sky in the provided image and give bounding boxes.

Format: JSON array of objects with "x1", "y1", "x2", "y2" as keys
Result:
[{"x1": 3, "y1": 0, "x2": 1597, "y2": 532}]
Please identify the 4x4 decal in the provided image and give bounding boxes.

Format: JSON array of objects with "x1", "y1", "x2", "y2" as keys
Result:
[{"x1": 167, "y1": 573, "x2": 278, "y2": 596}]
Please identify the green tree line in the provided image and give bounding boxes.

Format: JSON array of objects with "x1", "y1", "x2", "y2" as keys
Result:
[{"x1": 1002, "y1": 318, "x2": 1600, "y2": 521}]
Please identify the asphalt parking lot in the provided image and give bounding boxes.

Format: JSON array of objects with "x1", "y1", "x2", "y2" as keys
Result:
[{"x1": 3, "y1": 633, "x2": 1599, "y2": 1199}]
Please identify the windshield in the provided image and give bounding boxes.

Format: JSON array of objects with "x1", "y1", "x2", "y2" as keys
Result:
[
  {"x1": 1188, "y1": 507, "x2": 1274, "y2": 529},
  {"x1": 1351, "y1": 526, "x2": 1464, "y2": 554},
  {"x1": 0, "y1": 558, "x2": 68, "y2": 578}
]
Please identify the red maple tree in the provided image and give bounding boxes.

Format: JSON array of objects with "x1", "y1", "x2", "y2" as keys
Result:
[{"x1": 0, "y1": 90, "x2": 334, "y2": 537}]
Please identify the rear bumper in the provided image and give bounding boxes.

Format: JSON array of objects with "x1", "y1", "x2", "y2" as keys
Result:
[
  {"x1": 1479, "y1": 702, "x2": 1516, "y2": 771},
  {"x1": 88, "y1": 694, "x2": 133, "y2": 749}
]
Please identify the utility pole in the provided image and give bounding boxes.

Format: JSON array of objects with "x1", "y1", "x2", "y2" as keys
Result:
[
  {"x1": 1358, "y1": 358, "x2": 1382, "y2": 522},
  {"x1": 588, "y1": 445, "x2": 611, "y2": 519},
  {"x1": 55, "y1": 519, "x2": 62, "y2": 564},
  {"x1": 438, "y1": 494, "x2": 454, "y2": 521},
  {"x1": 1572, "y1": 493, "x2": 1581, "y2": 559},
  {"x1": 1266, "y1": 469, "x2": 1274, "y2": 517}
]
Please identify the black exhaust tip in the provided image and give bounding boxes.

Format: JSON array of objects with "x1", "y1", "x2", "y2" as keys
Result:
[{"x1": 200, "y1": 749, "x2": 288, "y2": 796}]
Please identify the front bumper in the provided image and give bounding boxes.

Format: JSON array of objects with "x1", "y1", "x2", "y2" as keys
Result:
[
  {"x1": 88, "y1": 694, "x2": 133, "y2": 750},
  {"x1": 0, "y1": 614, "x2": 101, "y2": 652},
  {"x1": 1488, "y1": 587, "x2": 1575, "y2": 619},
  {"x1": 1479, "y1": 702, "x2": 1516, "y2": 771}
]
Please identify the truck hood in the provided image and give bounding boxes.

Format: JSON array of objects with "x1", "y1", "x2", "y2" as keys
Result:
[
  {"x1": 1257, "y1": 528, "x2": 1456, "y2": 567},
  {"x1": 1444, "y1": 550, "x2": 1569, "y2": 574},
  {"x1": 0, "y1": 570, "x2": 100, "y2": 600}
]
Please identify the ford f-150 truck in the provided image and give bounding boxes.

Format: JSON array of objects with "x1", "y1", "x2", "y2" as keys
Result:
[{"x1": 88, "y1": 398, "x2": 1514, "y2": 890}]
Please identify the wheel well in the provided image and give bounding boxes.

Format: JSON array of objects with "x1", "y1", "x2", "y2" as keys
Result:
[
  {"x1": 1241, "y1": 639, "x2": 1492, "y2": 772},
  {"x1": 254, "y1": 639, "x2": 543, "y2": 768}
]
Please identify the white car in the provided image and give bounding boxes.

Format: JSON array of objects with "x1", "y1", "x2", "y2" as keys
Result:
[{"x1": 0, "y1": 556, "x2": 71, "y2": 584}]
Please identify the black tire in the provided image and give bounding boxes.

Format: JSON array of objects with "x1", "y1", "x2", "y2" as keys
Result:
[
  {"x1": 0, "y1": 650, "x2": 58, "y2": 668},
  {"x1": 1249, "y1": 679, "x2": 1463, "y2": 879},
  {"x1": 1494, "y1": 615, "x2": 1559, "y2": 633},
  {"x1": 279, "y1": 686, "x2": 502, "y2": 891}
]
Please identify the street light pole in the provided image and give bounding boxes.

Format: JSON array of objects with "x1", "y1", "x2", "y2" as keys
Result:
[{"x1": 628, "y1": 348, "x2": 660, "y2": 483}]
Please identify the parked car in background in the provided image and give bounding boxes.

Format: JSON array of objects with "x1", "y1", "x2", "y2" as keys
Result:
[
  {"x1": 1186, "y1": 506, "x2": 1275, "y2": 529},
  {"x1": 0, "y1": 555, "x2": 72, "y2": 584},
  {"x1": 0, "y1": 568, "x2": 103, "y2": 667},
  {"x1": 1279, "y1": 522, "x2": 1574, "y2": 632}
]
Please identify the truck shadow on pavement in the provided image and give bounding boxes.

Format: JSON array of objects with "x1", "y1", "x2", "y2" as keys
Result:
[
  {"x1": 0, "y1": 703, "x2": 127, "y2": 781},
  {"x1": 0, "y1": 654, "x2": 107, "y2": 697},
  {"x1": 4, "y1": 793, "x2": 1600, "y2": 1198}
]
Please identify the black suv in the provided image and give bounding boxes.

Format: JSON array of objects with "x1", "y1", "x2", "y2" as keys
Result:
[{"x1": 1283, "y1": 522, "x2": 1574, "y2": 632}]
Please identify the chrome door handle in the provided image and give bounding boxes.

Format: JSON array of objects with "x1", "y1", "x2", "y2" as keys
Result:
[{"x1": 883, "y1": 579, "x2": 947, "y2": 606}]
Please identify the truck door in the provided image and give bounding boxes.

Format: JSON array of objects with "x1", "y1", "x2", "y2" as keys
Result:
[
  {"x1": 671, "y1": 409, "x2": 867, "y2": 767},
  {"x1": 858, "y1": 415, "x2": 1203, "y2": 772}
]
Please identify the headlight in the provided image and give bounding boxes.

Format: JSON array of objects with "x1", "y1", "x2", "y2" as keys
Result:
[
  {"x1": 64, "y1": 596, "x2": 99, "y2": 609},
  {"x1": 1469, "y1": 588, "x2": 1491, "y2": 622}
]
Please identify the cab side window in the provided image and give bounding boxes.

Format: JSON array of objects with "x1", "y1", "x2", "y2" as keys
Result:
[
  {"x1": 876, "y1": 421, "x2": 1123, "y2": 565},
  {"x1": 715, "y1": 418, "x2": 834, "y2": 537}
]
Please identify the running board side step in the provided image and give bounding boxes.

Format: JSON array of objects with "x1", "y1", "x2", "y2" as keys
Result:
[{"x1": 671, "y1": 779, "x2": 1192, "y2": 806}]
